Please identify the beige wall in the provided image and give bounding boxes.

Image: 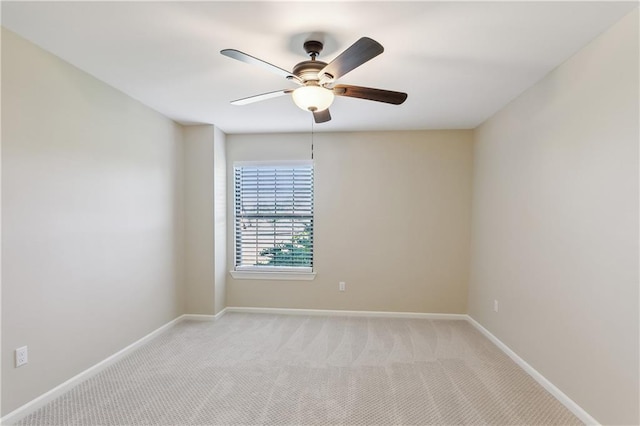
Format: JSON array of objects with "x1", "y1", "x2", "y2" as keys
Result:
[
  {"x1": 213, "y1": 127, "x2": 227, "y2": 315},
  {"x1": 183, "y1": 125, "x2": 215, "y2": 314},
  {"x1": 1, "y1": 29, "x2": 185, "y2": 415},
  {"x1": 183, "y1": 124, "x2": 227, "y2": 315},
  {"x1": 468, "y1": 8, "x2": 639, "y2": 425},
  {"x1": 226, "y1": 130, "x2": 473, "y2": 313}
]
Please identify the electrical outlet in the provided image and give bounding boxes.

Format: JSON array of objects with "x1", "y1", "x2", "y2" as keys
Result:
[
  {"x1": 16, "y1": 346, "x2": 28, "y2": 367},
  {"x1": 494, "y1": 300, "x2": 499, "y2": 312},
  {"x1": 339, "y1": 281, "x2": 346, "y2": 292}
]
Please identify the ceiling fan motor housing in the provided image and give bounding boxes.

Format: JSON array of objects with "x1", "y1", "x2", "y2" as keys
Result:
[{"x1": 292, "y1": 60, "x2": 328, "y2": 83}]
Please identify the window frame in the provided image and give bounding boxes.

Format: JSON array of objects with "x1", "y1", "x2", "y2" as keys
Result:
[{"x1": 230, "y1": 160, "x2": 316, "y2": 281}]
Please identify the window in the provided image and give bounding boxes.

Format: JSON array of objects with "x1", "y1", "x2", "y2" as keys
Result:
[{"x1": 232, "y1": 161, "x2": 314, "y2": 280}]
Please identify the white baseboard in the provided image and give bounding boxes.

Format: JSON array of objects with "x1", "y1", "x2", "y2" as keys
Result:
[
  {"x1": 182, "y1": 308, "x2": 227, "y2": 322},
  {"x1": 225, "y1": 306, "x2": 467, "y2": 320},
  {"x1": 0, "y1": 312, "x2": 220, "y2": 426},
  {"x1": 466, "y1": 315, "x2": 599, "y2": 425},
  {"x1": 1, "y1": 308, "x2": 596, "y2": 426}
]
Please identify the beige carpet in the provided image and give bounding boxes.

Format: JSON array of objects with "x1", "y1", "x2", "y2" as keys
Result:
[{"x1": 16, "y1": 313, "x2": 582, "y2": 425}]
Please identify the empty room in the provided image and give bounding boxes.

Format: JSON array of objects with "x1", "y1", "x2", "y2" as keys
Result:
[{"x1": 1, "y1": 2, "x2": 638, "y2": 425}]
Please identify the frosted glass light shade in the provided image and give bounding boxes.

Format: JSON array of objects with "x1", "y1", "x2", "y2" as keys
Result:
[{"x1": 292, "y1": 86, "x2": 334, "y2": 112}]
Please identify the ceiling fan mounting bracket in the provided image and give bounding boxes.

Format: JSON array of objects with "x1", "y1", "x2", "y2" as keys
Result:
[{"x1": 303, "y1": 40, "x2": 324, "y2": 59}]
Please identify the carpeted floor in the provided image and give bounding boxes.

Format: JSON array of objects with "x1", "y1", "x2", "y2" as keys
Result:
[{"x1": 16, "y1": 313, "x2": 582, "y2": 425}]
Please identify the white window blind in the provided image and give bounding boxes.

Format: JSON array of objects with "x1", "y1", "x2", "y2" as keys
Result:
[{"x1": 234, "y1": 163, "x2": 314, "y2": 271}]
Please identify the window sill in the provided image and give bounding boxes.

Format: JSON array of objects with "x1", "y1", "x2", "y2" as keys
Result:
[{"x1": 229, "y1": 270, "x2": 317, "y2": 281}]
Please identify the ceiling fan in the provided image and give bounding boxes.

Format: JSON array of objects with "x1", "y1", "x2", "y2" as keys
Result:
[{"x1": 221, "y1": 37, "x2": 408, "y2": 123}]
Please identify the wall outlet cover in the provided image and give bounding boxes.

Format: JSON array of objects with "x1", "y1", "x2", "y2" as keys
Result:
[{"x1": 16, "y1": 346, "x2": 28, "y2": 367}]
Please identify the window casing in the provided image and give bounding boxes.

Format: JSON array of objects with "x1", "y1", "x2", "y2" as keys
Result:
[{"x1": 233, "y1": 161, "x2": 314, "y2": 275}]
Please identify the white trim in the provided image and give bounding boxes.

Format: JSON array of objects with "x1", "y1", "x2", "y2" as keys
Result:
[
  {"x1": 182, "y1": 308, "x2": 227, "y2": 322},
  {"x1": 466, "y1": 315, "x2": 600, "y2": 425},
  {"x1": 236, "y1": 265, "x2": 312, "y2": 273},
  {"x1": 233, "y1": 160, "x2": 314, "y2": 168},
  {"x1": 0, "y1": 313, "x2": 215, "y2": 425},
  {"x1": 225, "y1": 306, "x2": 467, "y2": 320},
  {"x1": 0, "y1": 308, "x2": 597, "y2": 426},
  {"x1": 230, "y1": 270, "x2": 316, "y2": 281}
]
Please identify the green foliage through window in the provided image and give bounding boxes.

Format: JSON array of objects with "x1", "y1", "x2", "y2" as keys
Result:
[{"x1": 258, "y1": 224, "x2": 313, "y2": 266}]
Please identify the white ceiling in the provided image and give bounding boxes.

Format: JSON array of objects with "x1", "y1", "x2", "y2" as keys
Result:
[{"x1": 2, "y1": 1, "x2": 636, "y2": 134}]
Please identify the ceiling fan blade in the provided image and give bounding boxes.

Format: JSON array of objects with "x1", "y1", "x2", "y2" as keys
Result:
[
  {"x1": 333, "y1": 84, "x2": 407, "y2": 105},
  {"x1": 221, "y1": 49, "x2": 297, "y2": 80},
  {"x1": 230, "y1": 89, "x2": 293, "y2": 106},
  {"x1": 319, "y1": 37, "x2": 384, "y2": 81},
  {"x1": 313, "y1": 109, "x2": 331, "y2": 123}
]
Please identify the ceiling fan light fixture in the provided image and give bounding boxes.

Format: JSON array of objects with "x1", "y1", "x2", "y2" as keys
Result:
[{"x1": 292, "y1": 85, "x2": 334, "y2": 112}]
